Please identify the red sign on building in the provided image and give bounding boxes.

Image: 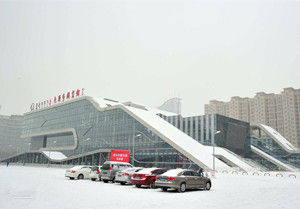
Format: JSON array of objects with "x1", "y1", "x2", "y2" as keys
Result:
[
  {"x1": 30, "y1": 88, "x2": 85, "y2": 111},
  {"x1": 110, "y1": 150, "x2": 130, "y2": 163}
]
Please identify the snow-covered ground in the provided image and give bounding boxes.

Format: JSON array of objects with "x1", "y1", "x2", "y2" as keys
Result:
[{"x1": 0, "y1": 165, "x2": 299, "y2": 209}]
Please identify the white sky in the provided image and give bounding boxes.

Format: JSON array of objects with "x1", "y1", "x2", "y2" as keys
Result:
[{"x1": 0, "y1": 0, "x2": 299, "y2": 116}]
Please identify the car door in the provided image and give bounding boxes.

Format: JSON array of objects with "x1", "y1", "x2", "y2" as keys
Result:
[
  {"x1": 81, "y1": 167, "x2": 91, "y2": 179},
  {"x1": 182, "y1": 171, "x2": 194, "y2": 189},
  {"x1": 190, "y1": 171, "x2": 202, "y2": 188}
]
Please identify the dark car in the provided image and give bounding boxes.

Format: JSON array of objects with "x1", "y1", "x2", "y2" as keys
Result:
[
  {"x1": 155, "y1": 169, "x2": 211, "y2": 192},
  {"x1": 131, "y1": 168, "x2": 168, "y2": 188}
]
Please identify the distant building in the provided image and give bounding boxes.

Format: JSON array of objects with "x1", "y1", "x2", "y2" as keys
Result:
[
  {"x1": 158, "y1": 97, "x2": 181, "y2": 114},
  {"x1": 205, "y1": 87, "x2": 300, "y2": 148},
  {"x1": 0, "y1": 115, "x2": 27, "y2": 159}
]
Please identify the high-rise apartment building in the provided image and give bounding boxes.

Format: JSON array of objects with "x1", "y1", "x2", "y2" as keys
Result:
[{"x1": 205, "y1": 87, "x2": 300, "y2": 147}]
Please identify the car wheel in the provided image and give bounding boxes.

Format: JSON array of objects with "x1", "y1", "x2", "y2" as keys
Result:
[
  {"x1": 120, "y1": 182, "x2": 126, "y2": 185},
  {"x1": 77, "y1": 174, "x2": 84, "y2": 180},
  {"x1": 205, "y1": 182, "x2": 211, "y2": 191},
  {"x1": 161, "y1": 187, "x2": 168, "y2": 192},
  {"x1": 150, "y1": 181, "x2": 156, "y2": 189},
  {"x1": 91, "y1": 178, "x2": 96, "y2": 181},
  {"x1": 136, "y1": 185, "x2": 141, "y2": 188},
  {"x1": 69, "y1": 177, "x2": 74, "y2": 180},
  {"x1": 103, "y1": 180, "x2": 108, "y2": 183},
  {"x1": 178, "y1": 183, "x2": 186, "y2": 193}
]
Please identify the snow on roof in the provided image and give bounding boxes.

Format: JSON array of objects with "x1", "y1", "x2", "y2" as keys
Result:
[
  {"x1": 42, "y1": 151, "x2": 67, "y2": 160},
  {"x1": 70, "y1": 165, "x2": 86, "y2": 170},
  {"x1": 123, "y1": 105, "x2": 236, "y2": 170},
  {"x1": 93, "y1": 97, "x2": 177, "y2": 116},
  {"x1": 124, "y1": 105, "x2": 257, "y2": 170},
  {"x1": 93, "y1": 98, "x2": 121, "y2": 108},
  {"x1": 161, "y1": 169, "x2": 183, "y2": 177},
  {"x1": 104, "y1": 161, "x2": 132, "y2": 165},
  {"x1": 260, "y1": 124, "x2": 297, "y2": 152},
  {"x1": 146, "y1": 107, "x2": 178, "y2": 117},
  {"x1": 136, "y1": 168, "x2": 157, "y2": 174}
]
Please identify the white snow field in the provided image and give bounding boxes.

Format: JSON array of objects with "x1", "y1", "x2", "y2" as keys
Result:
[{"x1": 0, "y1": 165, "x2": 299, "y2": 209}]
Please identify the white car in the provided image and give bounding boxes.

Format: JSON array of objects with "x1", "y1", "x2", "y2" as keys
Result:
[
  {"x1": 90, "y1": 166, "x2": 102, "y2": 181},
  {"x1": 115, "y1": 167, "x2": 144, "y2": 185},
  {"x1": 65, "y1": 165, "x2": 92, "y2": 180}
]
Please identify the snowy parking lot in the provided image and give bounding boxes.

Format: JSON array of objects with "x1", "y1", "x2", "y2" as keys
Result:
[{"x1": 0, "y1": 165, "x2": 299, "y2": 209}]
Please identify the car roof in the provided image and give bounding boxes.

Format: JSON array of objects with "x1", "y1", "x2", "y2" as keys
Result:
[
  {"x1": 103, "y1": 161, "x2": 132, "y2": 165},
  {"x1": 71, "y1": 165, "x2": 90, "y2": 170},
  {"x1": 161, "y1": 169, "x2": 197, "y2": 176},
  {"x1": 136, "y1": 167, "x2": 162, "y2": 174}
]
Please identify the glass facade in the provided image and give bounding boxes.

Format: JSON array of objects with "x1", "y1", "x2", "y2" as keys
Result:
[
  {"x1": 0, "y1": 115, "x2": 28, "y2": 159},
  {"x1": 161, "y1": 113, "x2": 300, "y2": 170},
  {"x1": 160, "y1": 114, "x2": 251, "y2": 155},
  {"x1": 2, "y1": 97, "x2": 299, "y2": 171},
  {"x1": 251, "y1": 127, "x2": 300, "y2": 168},
  {"x1": 20, "y1": 99, "x2": 196, "y2": 168}
]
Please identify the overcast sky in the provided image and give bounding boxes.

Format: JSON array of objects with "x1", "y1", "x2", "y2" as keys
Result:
[{"x1": 0, "y1": 0, "x2": 299, "y2": 116}]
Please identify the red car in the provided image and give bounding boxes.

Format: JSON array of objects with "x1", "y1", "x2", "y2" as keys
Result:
[{"x1": 131, "y1": 168, "x2": 168, "y2": 188}]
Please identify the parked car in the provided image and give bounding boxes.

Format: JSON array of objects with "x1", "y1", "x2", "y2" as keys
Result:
[
  {"x1": 101, "y1": 161, "x2": 133, "y2": 183},
  {"x1": 115, "y1": 167, "x2": 144, "y2": 185},
  {"x1": 90, "y1": 166, "x2": 102, "y2": 181},
  {"x1": 131, "y1": 168, "x2": 168, "y2": 188},
  {"x1": 155, "y1": 169, "x2": 211, "y2": 193},
  {"x1": 65, "y1": 165, "x2": 92, "y2": 180}
]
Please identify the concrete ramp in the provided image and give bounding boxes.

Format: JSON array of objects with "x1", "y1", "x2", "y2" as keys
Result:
[
  {"x1": 251, "y1": 145, "x2": 297, "y2": 171},
  {"x1": 123, "y1": 105, "x2": 254, "y2": 171}
]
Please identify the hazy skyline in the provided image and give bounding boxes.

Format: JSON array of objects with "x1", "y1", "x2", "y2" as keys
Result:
[{"x1": 0, "y1": 0, "x2": 300, "y2": 116}]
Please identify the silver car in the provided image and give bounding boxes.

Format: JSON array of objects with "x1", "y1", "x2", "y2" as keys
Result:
[
  {"x1": 115, "y1": 167, "x2": 143, "y2": 185},
  {"x1": 101, "y1": 161, "x2": 133, "y2": 183},
  {"x1": 155, "y1": 169, "x2": 211, "y2": 192}
]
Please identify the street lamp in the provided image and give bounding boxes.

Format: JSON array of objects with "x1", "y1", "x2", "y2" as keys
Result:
[
  {"x1": 83, "y1": 138, "x2": 91, "y2": 164},
  {"x1": 48, "y1": 141, "x2": 56, "y2": 167},
  {"x1": 213, "y1": 131, "x2": 221, "y2": 172},
  {"x1": 132, "y1": 134, "x2": 142, "y2": 166},
  {"x1": 27, "y1": 143, "x2": 31, "y2": 152}
]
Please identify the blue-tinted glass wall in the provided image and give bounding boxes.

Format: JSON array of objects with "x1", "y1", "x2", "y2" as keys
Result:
[{"x1": 23, "y1": 99, "x2": 185, "y2": 167}]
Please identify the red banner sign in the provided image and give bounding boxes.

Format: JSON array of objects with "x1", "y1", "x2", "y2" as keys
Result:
[
  {"x1": 30, "y1": 88, "x2": 85, "y2": 111},
  {"x1": 110, "y1": 150, "x2": 130, "y2": 163}
]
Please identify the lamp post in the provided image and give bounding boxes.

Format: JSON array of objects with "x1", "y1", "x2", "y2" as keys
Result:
[
  {"x1": 48, "y1": 141, "x2": 56, "y2": 167},
  {"x1": 27, "y1": 142, "x2": 31, "y2": 152},
  {"x1": 27, "y1": 142, "x2": 31, "y2": 163},
  {"x1": 83, "y1": 138, "x2": 90, "y2": 164},
  {"x1": 213, "y1": 131, "x2": 221, "y2": 172},
  {"x1": 132, "y1": 134, "x2": 141, "y2": 166}
]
